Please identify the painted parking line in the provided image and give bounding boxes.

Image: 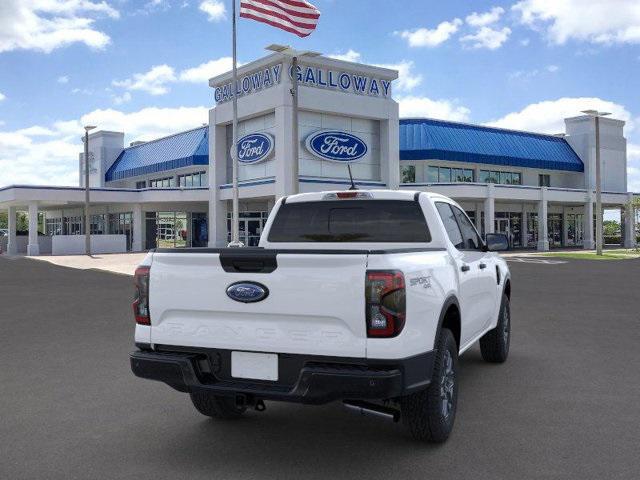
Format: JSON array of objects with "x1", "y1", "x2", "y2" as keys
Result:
[{"x1": 506, "y1": 257, "x2": 568, "y2": 264}]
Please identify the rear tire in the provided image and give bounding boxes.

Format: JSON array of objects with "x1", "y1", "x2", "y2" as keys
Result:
[
  {"x1": 479, "y1": 293, "x2": 511, "y2": 363},
  {"x1": 189, "y1": 392, "x2": 246, "y2": 419},
  {"x1": 401, "y1": 328, "x2": 458, "y2": 443}
]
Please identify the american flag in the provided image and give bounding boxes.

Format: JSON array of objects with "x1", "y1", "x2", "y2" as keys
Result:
[{"x1": 240, "y1": 0, "x2": 320, "y2": 38}]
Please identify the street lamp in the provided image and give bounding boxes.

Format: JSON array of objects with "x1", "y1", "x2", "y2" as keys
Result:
[
  {"x1": 581, "y1": 110, "x2": 610, "y2": 256},
  {"x1": 83, "y1": 125, "x2": 97, "y2": 255},
  {"x1": 266, "y1": 44, "x2": 320, "y2": 195}
]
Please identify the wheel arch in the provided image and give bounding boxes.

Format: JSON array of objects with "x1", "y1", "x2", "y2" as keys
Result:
[
  {"x1": 435, "y1": 295, "x2": 461, "y2": 352},
  {"x1": 503, "y1": 275, "x2": 511, "y2": 299}
]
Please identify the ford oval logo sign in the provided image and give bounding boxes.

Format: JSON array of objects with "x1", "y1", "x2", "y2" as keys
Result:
[
  {"x1": 305, "y1": 130, "x2": 367, "y2": 163},
  {"x1": 234, "y1": 133, "x2": 274, "y2": 164},
  {"x1": 226, "y1": 281, "x2": 269, "y2": 303}
]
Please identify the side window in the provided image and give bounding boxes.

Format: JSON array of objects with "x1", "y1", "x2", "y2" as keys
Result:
[
  {"x1": 435, "y1": 202, "x2": 464, "y2": 249},
  {"x1": 451, "y1": 206, "x2": 481, "y2": 250}
]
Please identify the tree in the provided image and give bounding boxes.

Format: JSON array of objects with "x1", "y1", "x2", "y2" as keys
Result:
[
  {"x1": 603, "y1": 220, "x2": 620, "y2": 237},
  {"x1": 629, "y1": 196, "x2": 640, "y2": 251}
]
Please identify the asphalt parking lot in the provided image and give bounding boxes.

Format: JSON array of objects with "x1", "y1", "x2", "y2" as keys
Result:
[{"x1": 1, "y1": 255, "x2": 639, "y2": 480}]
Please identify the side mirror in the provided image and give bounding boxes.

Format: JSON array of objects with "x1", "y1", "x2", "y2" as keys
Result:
[{"x1": 484, "y1": 233, "x2": 510, "y2": 252}]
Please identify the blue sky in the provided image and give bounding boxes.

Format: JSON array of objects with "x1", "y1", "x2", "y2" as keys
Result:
[{"x1": 0, "y1": 0, "x2": 639, "y2": 190}]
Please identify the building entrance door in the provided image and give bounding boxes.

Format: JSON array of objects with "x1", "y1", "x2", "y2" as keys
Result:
[
  {"x1": 239, "y1": 219, "x2": 262, "y2": 246},
  {"x1": 494, "y1": 213, "x2": 522, "y2": 248},
  {"x1": 548, "y1": 214, "x2": 563, "y2": 247},
  {"x1": 566, "y1": 214, "x2": 584, "y2": 246},
  {"x1": 228, "y1": 211, "x2": 268, "y2": 246}
]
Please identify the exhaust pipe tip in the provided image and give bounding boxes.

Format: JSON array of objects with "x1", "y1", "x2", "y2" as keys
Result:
[{"x1": 343, "y1": 400, "x2": 400, "y2": 423}]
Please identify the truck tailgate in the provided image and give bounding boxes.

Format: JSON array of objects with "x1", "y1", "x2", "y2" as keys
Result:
[{"x1": 149, "y1": 251, "x2": 369, "y2": 357}]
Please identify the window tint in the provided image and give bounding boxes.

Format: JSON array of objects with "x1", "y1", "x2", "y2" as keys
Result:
[
  {"x1": 268, "y1": 200, "x2": 431, "y2": 243},
  {"x1": 435, "y1": 202, "x2": 463, "y2": 249},
  {"x1": 451, "y1": 205, "x2": 481, "y2": 250}
]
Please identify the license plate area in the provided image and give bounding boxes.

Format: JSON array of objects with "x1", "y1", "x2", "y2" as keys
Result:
[{"x1": 231, "y1": 351, "x2": 278, "y2": 381}]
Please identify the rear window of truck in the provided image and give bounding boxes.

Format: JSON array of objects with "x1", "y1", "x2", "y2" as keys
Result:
[{"x1": 267, "y1": 200, "x2": 431, "y2": 243}]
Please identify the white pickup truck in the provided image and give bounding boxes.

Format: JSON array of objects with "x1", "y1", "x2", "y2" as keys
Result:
[{"x1": 130, "y1": 190, "x2": 511, "y2": 442}]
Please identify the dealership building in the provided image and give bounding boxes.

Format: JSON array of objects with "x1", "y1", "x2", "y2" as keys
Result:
[{"x1": 0, "y1": 51, "x2": 637, "y2": 255}]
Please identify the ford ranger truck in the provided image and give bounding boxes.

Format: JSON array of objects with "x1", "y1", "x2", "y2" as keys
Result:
[{"x1": 130, "y1": 190, "x2": 511, "y2": 442}]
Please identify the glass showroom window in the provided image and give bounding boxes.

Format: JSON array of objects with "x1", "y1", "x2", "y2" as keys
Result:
[
  {"x1": 401, "y1": 165, "x2": 416, "y2": 183},
  {"x1": 178, "y1": 171, "x2": 207, "y2": 188},
  {"x1": 149, "y1": 177, "x2": 175, "y2": 188},
  {"x1": 427, "y1": 166, "x2": 474, "y2": 183},
  {"x1": 136, "y1": 181, "x2": 146, "y2": 189},
  {"x1": 539, "y1": 174, "x2": 550, "y2": 187},
  {"x1": 46, "y1": 218, "x2": 63, "y2": 236},
  {"x1": 479, "y1": 170, "x2": 522, "y2": 185},
  {"x1": 90, "y1": 214, "x2": 107, "y2": 235}
]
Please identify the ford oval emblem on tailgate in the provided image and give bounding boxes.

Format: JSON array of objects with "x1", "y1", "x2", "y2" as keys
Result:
[{"x1": 226, "y1": 281, "x2": 269, "y2": 303}]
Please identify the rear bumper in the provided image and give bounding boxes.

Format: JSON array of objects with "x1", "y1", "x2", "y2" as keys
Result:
[{"x1": 130, "y1": 346, "x2": 434, "y2": 405}]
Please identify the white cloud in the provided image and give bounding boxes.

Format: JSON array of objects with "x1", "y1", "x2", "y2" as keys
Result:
[
  {"x1": 397, "y1": 19, "x2": 463, "y2": 47},
  {"x1": 509, "y1": 64, "x2": 560, "y2": 81},
  {"x1": 112, "y1": 57, "x2": 235, "y2": 95},
  {"x1": 466, "y1": 7, "x2": 505, "y2": 27},
  {"x1": 513, "y1": 0, "x2": 640, "y2": 45},
  {"x1": 0, "y1": 106, "x2": 209, "y2": 187},
  {"x1": 486, "y1": 97, "x2": 634, "y2": 134},
  {"x1": 57, "y1": 75, "x2": 69, "y2": 84},
  {"x1": 199, "y1": 0, "x2": 226, "y2": 21},
  {"x1": 113, "y1": 91, "x2": 132, "y2": 105},
  {"x1": 461, "y1": 26, "x2": 511, "y2": 50},
  {"x1": 520, "y1": 38, "x2": 531, "y2": 46},
  {"x1": 374, "y1": 60, "x2": 422, "y2": 93},
  {"x1": 326, "y1": 52, "x2": 422, "y2": 93},
  {"x1": 0, "y1": 0, "x2": 119, "y2": 53},
  {"x1": 179, "y1": 57, "x2": 234, "y2": 83},
  {"x1": 328, "y1": 50, "x2": 362, "y2": 63},
  {"x1": 112, "y1": 64, "x2": 177, "y2": 95},
  {"x1": 628, "y1": 144, "x2": 640, "y2": 192},
  {"x1": 0, "y1": 92, "x2": 5, "y2": 102},
  {"x1": 397, "y1": 95, "x2": 471, "y2": 122},
  {"x1": 71, "y1": 87, "x2": 93, "y2": 95}
]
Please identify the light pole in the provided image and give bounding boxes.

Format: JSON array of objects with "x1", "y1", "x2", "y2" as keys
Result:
[
  {"x1": 83, "y1": 125, "x2": 96, "y2": 255},
  {"x1": 265, "y1": 44, "x2": 320, "y2": 195},
  {"x1": 581, "y1": 110, "x2": 610, "y2": 256}
]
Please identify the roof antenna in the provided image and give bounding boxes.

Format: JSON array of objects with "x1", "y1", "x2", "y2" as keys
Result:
[{"x1": 347, "y1": 164, "x2": 358, "y2": 190}]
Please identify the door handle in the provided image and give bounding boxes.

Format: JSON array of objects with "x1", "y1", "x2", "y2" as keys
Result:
[
  {"x1": 461, "y1": 265, "x2": 470, "y2": 272},
  {"x1": 479, "y1": 263, "x2": 487, "y2": 269}
]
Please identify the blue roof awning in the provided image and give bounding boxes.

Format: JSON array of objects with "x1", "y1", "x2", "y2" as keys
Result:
[
  {"x1": 105, "y1": 126, "x2": 209, "y2": 182},
  {"x1": 399, "y1": 118, "x2": 584, "y2": 172}
]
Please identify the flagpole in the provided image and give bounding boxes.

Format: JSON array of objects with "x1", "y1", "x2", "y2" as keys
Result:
[
  {"x1": 291, "y1": 55, "x2": 299, "y2": 195},
  {"x1": 229, "y1": 0, "x2": 242, "y2": 247}
]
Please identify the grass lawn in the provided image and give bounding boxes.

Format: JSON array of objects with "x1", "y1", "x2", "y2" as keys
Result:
[{"x1": 542, "y1": 249, "x2": 640, "y2": 260}]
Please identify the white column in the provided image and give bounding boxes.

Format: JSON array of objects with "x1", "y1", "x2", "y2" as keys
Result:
[
  {"x1": 483, "y1": 184, "x2": 495, "y2": 235},
  {"x1": 624, "y1": 193, "x2": 636, "y2": 248},
  {"x1": 209, "y1": 117, "x2": 231, "y2": 247},
  {"x1": 381, "y1": 114, "x2": 400, "y2": 189},
  {"x1": 583, "y1": 194, "x2": 595, "y2": 249},
  {"x1": 562, "y1": 207, "x2": 569, "y2": 247},
  {"x1": 522, "y1": 205, "x2": 528, "y2": 248},
  {"x1": 537, "y1": 187, "x2": 549, "y2": 251},
  {"x1": 132, "y1": 204, "x2": 143, "y2": 252},
  {"x1": 27, "y1": 202, "x2": 40, "y2": 256},
  {"x1": 274, "y1": 103, "x2": 296, "y2": 198},
  {"x1": 7, "y1": 206, "x2": 17, "y2": 255}
]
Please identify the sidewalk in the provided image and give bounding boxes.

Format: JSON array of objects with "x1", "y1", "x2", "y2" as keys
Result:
[{"x1": 25, "y1": 252, "x2": 148, "y2": 276}]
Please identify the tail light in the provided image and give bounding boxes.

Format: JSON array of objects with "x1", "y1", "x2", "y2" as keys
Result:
[
  {"x1": 365, "y1": 271, "x2": 406, "y2": 337},
  {"x1": 133, "y1": 266, "x2": 151, "y2": 325}
]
